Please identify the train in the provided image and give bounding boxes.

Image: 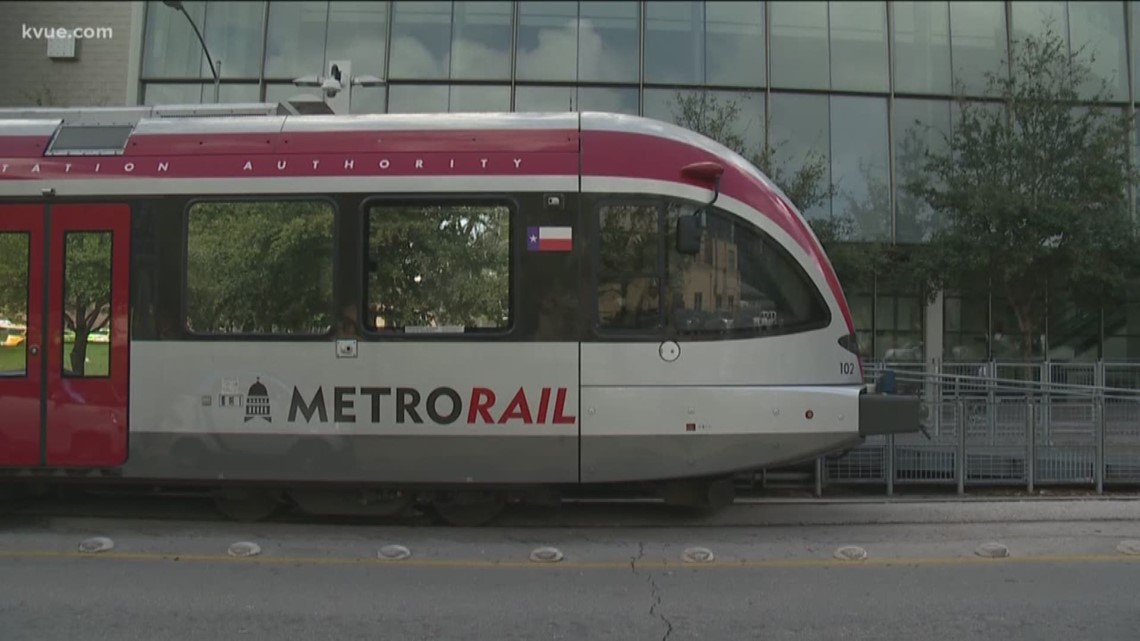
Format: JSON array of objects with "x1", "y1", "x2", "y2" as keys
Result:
[{"x1": 0, "y1": 102, "x2": 922, "y2": 525}]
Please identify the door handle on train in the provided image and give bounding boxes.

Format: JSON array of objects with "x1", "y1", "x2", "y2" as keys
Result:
[{"x1": 29, "y1": 345, "x2": 39, "y2": 356}]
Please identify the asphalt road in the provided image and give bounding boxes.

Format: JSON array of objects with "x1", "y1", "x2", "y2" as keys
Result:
[{"x1": 3, "y1": 500, "x2": 1140, "y2": 640}]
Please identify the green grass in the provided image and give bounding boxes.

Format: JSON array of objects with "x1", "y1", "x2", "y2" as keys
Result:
[
  {"x1": 63, "y1": 341, "x2": 110, "y2": 377},
  {"x1": 0, "y1": 342, "x2": 110, "y2": 377},
  {"x1": 0, "y1": 346, "x2": 23, "y2": 375}
]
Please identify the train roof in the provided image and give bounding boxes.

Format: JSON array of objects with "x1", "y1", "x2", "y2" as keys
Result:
[{"x1": 0, "y1": 102, "x2": 718, "y2": 156}]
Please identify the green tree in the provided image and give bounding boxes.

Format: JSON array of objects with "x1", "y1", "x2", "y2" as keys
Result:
[
  {"x1": 185, "y1": 201, "x2": 335, "y2": 334},
  {"x1": 63, "y1": 233, "x2": 113, "y2": 375},
  {"x1": 367, "y1": 204, "x2": 510, "y2": 329},
  {"x1": 0, "y1": 235, "x2": 29, "y2": 323},
  {"x1": 903, "y1": 28, "x2": 1140, "y2": 359}
]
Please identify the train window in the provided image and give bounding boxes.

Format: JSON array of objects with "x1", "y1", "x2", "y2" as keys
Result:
[
  {"x1": 0, "y1": 233, "x2": 29, "y2": 377},
  {"x1": 665, "y1": 201, "x2": 830, "y2": 335},
  {"x1": 62, "y1": 232, "x2": 112, "y2": 378},
  {"x1": 596, "y1": 203, "x2": 663, "y2": 331},
  {"x1": 364, "y1": 202, "x2": 511, "y2": 333},
  {"x1": 185, "y1": 200, "x2": 335, "y2": 335}
]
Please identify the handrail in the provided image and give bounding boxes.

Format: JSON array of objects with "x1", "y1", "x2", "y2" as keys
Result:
[{"x1": 863, "y1": 362, "x2": 1140, "y2": 401}]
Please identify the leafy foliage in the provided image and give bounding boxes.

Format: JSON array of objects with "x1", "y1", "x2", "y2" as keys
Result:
[
  {"x1": 63, "y1": 233, "x2": 113, "y2": 375},
  {"x1": 0, "y1": 233, "x2": 29, "y2": 322},
  {"x1": 186, "y1": 201, "x2": 335, "y2": 334},
  {"x1": 903, "y1": 28, "x2": 1140, "y2": 358},
  {"x1": 366, "y1": 204, "x2": 510, "y2": 330}
]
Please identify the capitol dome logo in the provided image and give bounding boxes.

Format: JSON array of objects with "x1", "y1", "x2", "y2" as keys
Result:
[{"x1": 244, "y1": 377, "x2": 272, "y2": 423}]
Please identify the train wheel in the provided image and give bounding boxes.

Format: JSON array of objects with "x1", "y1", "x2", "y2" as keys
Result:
[
  {"x1": 213, "y1": 488, "x2": 282, "y2": 523},
  {"x1": 659, "y1": 476, "x2": 736, "y2": 512},
  {"x1": 430, "y1": 491, "x2": 507, "y2": 527},
  {"x1": 288, "y1": 489, "x2": 415, "y2": 518},
  {"x1": 0, "y1": 485, "x2": 15, "y2": 515}
]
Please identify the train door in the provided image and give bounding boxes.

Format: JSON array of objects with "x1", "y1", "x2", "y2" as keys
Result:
[{"x1": 0, "y1": 203, "x2": 131, "y2": 468}]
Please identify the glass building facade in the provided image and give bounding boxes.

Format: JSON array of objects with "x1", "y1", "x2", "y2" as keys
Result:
[{"x1": 135, "y1": 1, "x2": 1140, "y2": 364}]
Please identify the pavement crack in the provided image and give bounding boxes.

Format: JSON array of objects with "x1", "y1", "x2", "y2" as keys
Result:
[
  {"x1": 630, "y1": 541, "x2": 645, "y2": 573},
  {"x1": 630, "y1": 543, "x2": 673, "y2": 641}
]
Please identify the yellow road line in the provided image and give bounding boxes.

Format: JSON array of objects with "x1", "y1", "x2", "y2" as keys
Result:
[{"x1": 1, "y1": 549, "x2": 1139, "y2": 569}]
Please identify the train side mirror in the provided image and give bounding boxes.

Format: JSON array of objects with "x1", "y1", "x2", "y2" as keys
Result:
[{"x1": 677, "y1": 212, "x2": 702, "y2": 255}]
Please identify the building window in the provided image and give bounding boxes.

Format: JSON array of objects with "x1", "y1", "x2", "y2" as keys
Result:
[
  {"x1": 893, "y1": 1, "x2": 952, "y2": 95},
  {"x1": 949, "y1": 1, "x2": 1008, "y2": 96},
  {"x1": 665, "y1": 201, "x2": 831, "y2": 336},
  {"x1": 365, "y1": 201, "x2": 511, "y2": 333},
  {"x1": 185, "y1": 200, "x2": 335, "y2": 335}
]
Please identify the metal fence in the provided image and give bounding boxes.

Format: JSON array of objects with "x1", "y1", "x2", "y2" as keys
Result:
[{"x1": 802, "y1": 361, "x2": 1140, "y2": 495}]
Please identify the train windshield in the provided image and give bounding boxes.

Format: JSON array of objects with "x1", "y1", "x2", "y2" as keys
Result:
[{"x1": 596, "y1": 199, "x2": 831, "y2": 335}]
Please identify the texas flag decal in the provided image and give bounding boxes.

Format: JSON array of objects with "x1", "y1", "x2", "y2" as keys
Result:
[{"x1": 527, "y1": 226, "x2": 573, "y2": 252}]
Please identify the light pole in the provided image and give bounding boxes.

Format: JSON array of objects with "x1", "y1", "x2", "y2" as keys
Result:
[{"x1": 162, "y1": 1, "x2": 220, "y2": 103}]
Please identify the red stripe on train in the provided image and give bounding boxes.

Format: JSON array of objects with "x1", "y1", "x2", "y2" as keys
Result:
[
  {"x1": 0, "y1": 135, "x2": 52, "y2": 156},
  {"x1": 0, "y1": 152, "x2": 579, "y2": 178},
  {"x1": 124, "y1": 129, "x2": 581, "y2": 156}
]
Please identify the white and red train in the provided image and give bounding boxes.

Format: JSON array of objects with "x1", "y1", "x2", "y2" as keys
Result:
[{"x1": 0, "y1": 103, "x2": 920, "y2": 525}]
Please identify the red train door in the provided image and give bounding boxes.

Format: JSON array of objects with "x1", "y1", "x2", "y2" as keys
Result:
[{"x1": 0, "y1": 203, "x2": 131, "y2": 468}]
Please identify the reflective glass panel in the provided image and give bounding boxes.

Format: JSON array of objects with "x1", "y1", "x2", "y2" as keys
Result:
[
  {"x1": 349, "y1": 86, "x2": 388, "y2": 114},
  {"x1": 894, "y1": 98, "x2": 952, "y2": 242},
  {"x1": 388, "y1": 84, "x2": 449, "y2": 113},
  {"x1": 264, "y1": 83, "x2": 320, "y2": 106},
  {"x1": 643, "y1": 89, "x2": 764, "y2": 155},
  {"x1": 1069, "y1": 2, "x2": 1128, "y2": 100},
  {"x1": 143, "y1": 0, "x2": 208, "y2": 77},
  {"x1": 830, "y1": 96, "x2": 889, "y2": 240},
  {"x1": 142, "y1": 83, "x2": 260, "y2": 105},
  {"x1": 516, "y1": 1, "x2": 579, "y2": 81},
  {"x1": 451, "y1": 1, "x2": 513, "y2": 80},
  {"x1": 389, "y1": 1, "x2": 452, "y2": 79},
  {"x1": 949, "y1": 1, "x2": 1008, "y2": 96},
  {"x1": 142, "y1": 83, "x2": 204, "y2": 105},
  {"x1": 768, "y1": 93, "x2": 831, "y2": 219},
  {"x1": 514, "y1": 86, "x2": 576, "y2": 112},
  {"x1": 264, "y1": 1, "x2": 329, "y2": 78},
  {"x1": 893, "y1": 1, "x2": 951, "y2": 94},
  {"x1": 327, "y1": 1, "x2": 389, "y2": 76},
  {"x1": 829, "y1": 1, "x2": 889, "y2": 92},
  {"x1": 579, "y1": 1, "x2": 640, "y2": 82},
  {"x1": 769, "y1": 1, "x2": 829, "y2": 89},
  {"x1": 644, "y1": 1, "x2": 703, "y2": 84},
  {"x1": 706, "y1": 1, "x2": 765, "y2": 87},
  {"x1": 450, "y1": 85, "x2": 511, "y2": 112},
  {"x1": 577, "y1": 87, "x2": 639, "y2": 115},
  {"x1": 1010, "y1": 1, "x2": 1068, "y2": 42},
  {"x1": 200, "y1": 1, "x2": 265, "y2": 78}
]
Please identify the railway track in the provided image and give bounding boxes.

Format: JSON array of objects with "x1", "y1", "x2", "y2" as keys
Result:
[{"x1": 2, "y1": 481, "x2": 1134, "y2": 531}]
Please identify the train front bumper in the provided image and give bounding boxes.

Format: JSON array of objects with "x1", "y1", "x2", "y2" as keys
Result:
[{"x1": 858, "y1": 392, "x2": 924, "y2": 437}]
